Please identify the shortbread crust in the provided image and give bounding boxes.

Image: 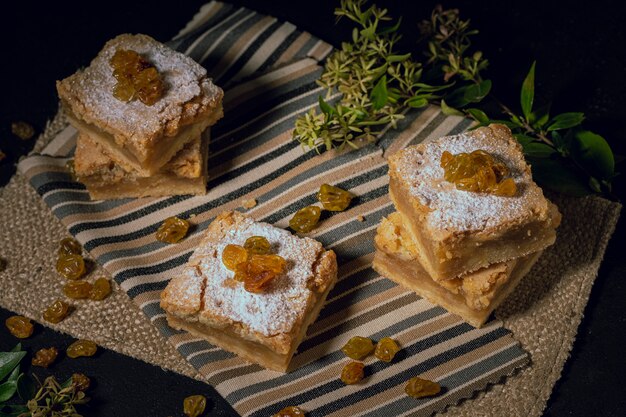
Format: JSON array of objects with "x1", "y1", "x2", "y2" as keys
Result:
[
  {"x1": 388, "y1": 123, "x2": 561, "y2": 280},
  {"x1": 57, "y1": 34, "x2": 223, "y2": 175},
  {"x1": 74, "y1": 132, "x2": 208, "y2": 200},
  {"x1": 160, "y1": 211, "x2": 338, "y2": 372}
]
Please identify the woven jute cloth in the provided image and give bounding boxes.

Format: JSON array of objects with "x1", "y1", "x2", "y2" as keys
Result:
[{"x1": 1, "y1": 109, "x2": 620, "y2": 416}]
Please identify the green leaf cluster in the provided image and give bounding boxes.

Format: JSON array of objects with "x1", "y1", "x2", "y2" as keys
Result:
[
  {"x1": 0, "y1": 344, "x2": 32, "y2": 417},
  {"x1": 293, "y1": 0, "x2": 450, "y2": 151}
]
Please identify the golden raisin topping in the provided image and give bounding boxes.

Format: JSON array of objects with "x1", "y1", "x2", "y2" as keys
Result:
[
  {"x1": 244, "y1": 236, "x2": 271, "y2": 255},
  {"x1": 440, "y1": 149, "x2": 517, "y2": 196},
  {"x1": 183, "y1": 394, "x2": 206, "y2": 417},
  {"x1": 43, "y1": 300, "x2": 71, "y2": 324},
  {"x1": 110, "y1": 49, "x2": 164, "y2": 106},
  {"x1": 5, "y1": 315, "x2": 34, "y2": 339},
  {"x1": 67, "y1": 340, "x2": 98, "y2": 358},
  {"x1": 273, "y1": 406, "x2": 306, "y2": 417},
  {"x1": 222, "y1": 244, "x2": 249, "y2": 271},
  {"x1": 374, "y1": 337, "x2": 400, "y2": 362},
  {"x1": 289, "y1": 206, "x2": 322, "y2": 233},
  {"x1": 32, "y1": 347, "x2": 59, "y2": 368},
  {"x1": 317, "y1": 183, "x2": 354, "y2": 211},
  {"x1": 156, "y1": 216, "x2": 190, "y2": 243}
]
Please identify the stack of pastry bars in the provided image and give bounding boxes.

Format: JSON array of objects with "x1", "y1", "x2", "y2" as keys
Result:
[
  {"x1": 373, "y1": 124, "x2": 562, "y2": 327},
  {"x1": 57, "y1": 34, "x2": 223, "y2": 200}
]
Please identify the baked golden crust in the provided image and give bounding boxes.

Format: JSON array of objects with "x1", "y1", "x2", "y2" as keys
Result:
[
  {"x1": 160, "y1": 211, "x2": 338, "y2": 371},
  {"x1": 57, "y1": 34, "x2": 223, "y2": 174},
  {"x1": 387, "y1": 124, "x2": 561, "y2": 280},
  {"x1": 74, "y1": 132, "x2": 208, "y2": 200}
]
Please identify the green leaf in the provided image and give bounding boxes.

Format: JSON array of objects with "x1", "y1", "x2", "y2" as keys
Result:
[
  {"x1": 547, "y1": 112, "x2": 585, "y2": 131},
  {"x1": 0, "y1": 405, "x2": 29, "y2": 417},
  {"x1": 522, "y1": 142, "x2": 556, "y2": 158},
  {"x1": 0, "y1": 352, "x2": 25, "y2": 382},
  {"x1": 465, "y1": 108, "x2": 489, "y2": 124},
  {"x1": 406, "y1": 97, "x2": 428, "y2": 108},
  {"x1": 528, "y1": 157, "x2": 591, "y2": 196},
  {"x1": 463, "y1": 79, "x2": 492, "y2": 103},
  {"x1": 16, "y1": 374, "x2": 34, "y2": 401},
  {"x1": 0, "y1": 381, "x2": 18, "y2": 403},
  {"x1": 370, "y1": 75, "x2": 389, "y2": 110},
  {"x1": 387, "y1": 53, "x2": 411, "y2": 63},
  {"x1": 531, "y1": 103, "x2": 551, "y2": 128},
  {"x1": 513, "y1": 134, "x2": 537, "y2": 146},
  {"x1": 588, "y1": 177, "x2": 602, "y2": 193},
  {"x1": 9, "y1": 345, "x2": 21, "y2": 354},
  {"x1": 570, "y1": 130, "x2": 615, "y2": 180},
  {"x1": 378, "y1": 17, "x2": 402, "y2": 35},
  {"x1": 521, "y1": 61, "x2": 536, "y2": 119},
  {"x1": 318, "y1": 95, "x2": 335, "y2": 116},
  {"x1": 440, "y1": 99, "x2": 464, "y2": 116}
]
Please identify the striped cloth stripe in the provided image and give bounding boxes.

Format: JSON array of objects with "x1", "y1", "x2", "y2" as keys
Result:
[{"x1": 18, "y1": 2, "x2": 528, "y2": 416}]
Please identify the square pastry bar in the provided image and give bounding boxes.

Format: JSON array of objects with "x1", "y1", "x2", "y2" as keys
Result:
[
  {"x1": 74, "y1": 132, "x2": 208, "y2": 200},
  {"x1": 57, "y1": 34, "x2": 223, "y2": 176},
  {"x1": 373, "y1": 212, "x2": 541, "y2": 328},
  {"x1": 160, "y1": 211, "x2": 338, "y2": 372},
  {"x1": 388, "y1": 124, "x2": 561, "y2": 281}
]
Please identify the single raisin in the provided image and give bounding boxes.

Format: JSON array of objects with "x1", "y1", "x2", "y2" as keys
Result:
[
  {"x1": 404, "y1": 377, "x2": 441, "y2": 398},
  {"x1": 341, "y1": 336, "x2": 375, "y2": 360},
  {"x1": 317, "y1": 183, "x2": 354, "y2": 211},
  {"x1": 156, "y1": 216, "x2": 190, "y2": 243},
  {"x1": 5, "y1": 315, "x2": 34, "y2": 339},
  {"x1": 341, "y1": 361, "x2": 365, "y2": 385},
  {"x1": 183, "y1": 394, "x2": 207, "y2": 417},
  {"x1": 440, "y1": 149, "x2": 517, "y2": 196},
  {"x1": 58, "y1": 237, "x2": 82, "y2": 256},
  {"x1": 374, "y1": 337, "x2": 400, "y2": 362},
  {"x1": 289, "y1": 206, "x2": 322, "y2": 233},
  {"x1": 110, "y1": 49, "x2": 164, "y2": 106},
  {"x1": 222, "y1": 244, "x2": 248, "y2": 271},
  {"x1": 235, "y1": 254, "x2": 286, "y2": 293},
  {"x1": 273, "y1": 406, "x2": 306, "y2": 417},
  {"x1": 11, "y1": 121, "x2": 35, "y2": 140},
  {"x1": 71, "y1": 373, "x2": 91, "y2": 392},
  {"x1": 67, "y1": 339, "x2": 97, "y2": 358},
  {"x1": 56, "y1": 254, "x2": 86, "y2": 280},
  {"x1": 32, "y1": 347, "x2": 59, "y2": 368},
  {"x1": 63, "y1": 281, "x2": 93, "y2": 299},
  {"x1": 249, "y1": 254, "x2": 286, "y2": 274},
  {"x1": 243, "y1": 236, "x2": 271, "y2": 255},
  {"x1": 43, "y1": 300, "x2": 71, "y2": 324},
  {"x1": 89, "y1": 278, "x2": 112, "y2": 301}
]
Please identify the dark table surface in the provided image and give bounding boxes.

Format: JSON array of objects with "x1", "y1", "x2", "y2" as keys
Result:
[{"x1": 1, "y1": 1, "x2": 625, "y2": 416}]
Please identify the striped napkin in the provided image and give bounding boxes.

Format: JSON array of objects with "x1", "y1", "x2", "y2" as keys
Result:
[{"x1": 18, "y1": 2, "x2": 529, "y2": 416}]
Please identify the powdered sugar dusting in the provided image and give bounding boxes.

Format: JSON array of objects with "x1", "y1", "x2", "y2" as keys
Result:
[
  {"x1": 393, "y1": 127, "x2": 547, "y2": 232},
  {"x1": 198, "y1": 217, "x2": 323, "y2": 337},
  {"x1": 59, "y1": 34, "x2": 221, "y2": 146}
]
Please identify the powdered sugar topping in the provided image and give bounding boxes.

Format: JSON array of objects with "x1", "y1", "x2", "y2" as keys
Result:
[
  {"x1": 393, "y1": 127, "x2": 546, "y2": 232},
  {"x1": 197, "y1": 217, "x2": 323, "y2": 337}
]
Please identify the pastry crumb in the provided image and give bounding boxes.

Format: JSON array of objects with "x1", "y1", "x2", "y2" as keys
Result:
[
  {"x1": 189, "y1": 213, "x2": 196, "y2": 219},
  {"x1": 356, "y1": 215, "x2": 365, "y2": 222},
  {"x1": 241, "y1": 198, "x2": 257, "y2": 209}
]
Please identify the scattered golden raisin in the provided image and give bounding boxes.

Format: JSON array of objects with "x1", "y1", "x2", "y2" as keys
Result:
[
  {"x1": 289, "y1": 206, "x2": 322, "y2": 233},
  {"x1": 110, "y1": 49, "x2": 164, "y2": 106},
  {"x1": 11, "y1": 121, "x2": 35, "y2": 140},
  {"x1": 43, "y1": 300, "x2": 71, "y2": 324},
  {"x1": 63, "y1": 281, "x2": 93, "y2": 299},
  {"x1": 156, "y1": 216, "x2": 190, "y2": 243},
  {"x1": 341, "y1": 336, "x2": 375, "y2": 360},
  {"x1": 5, "y1": 315, "x2": 34, "y2": 339},
  {"x1": 58, "y1": 237, "x2": 82, "y2": 256},
  {"x1": 222, "y1": 244, "x2": 249, "y2": 271},
  {"x1": 318, "y1": 183, "x2": 354, "y2": 211},
  {"x1": 273, "y1": 406, "x2": 306, "y2": 416},
  {"x1": 374, "y1": 337, "x2": 400, "y2": 362},
  {"x1": 183, "y1": 394, "x2": 207, "y2": 417},
  {"x1": 244, "y1": 236, "x2": 271, "y2": 255},
  {"x1": 32, "y1": 347, "x2": 59, "y2": 368},
  {"x1": 56, "y1": 254, "x2": 86, "y2": 280},
  {"x1": 440, "y1": 149, "x2": 517, "y2": 196},
  {"x1": 341, "y1": 361, "x2": 365, "y2": 385},
  {"x1": 89, "y1": 277, "x2": 112, "y2": 301},
  {"x1": 404, "y1": 377, "x2": 441, "y2": 398},
  {"x1": 67, "y1": 339, "x2": 97, "y2": 358},
  {"x1": 71, "y1": 373, "x2": 91, "y2": 391}
]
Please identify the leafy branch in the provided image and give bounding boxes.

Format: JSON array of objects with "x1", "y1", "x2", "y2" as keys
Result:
[{"x1": 293, "y1": 0, "x2": 449, "y2": 152}]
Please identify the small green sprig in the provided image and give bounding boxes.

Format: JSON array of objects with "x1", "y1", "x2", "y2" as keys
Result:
[
  {"x1": 293, "y1": 0, "x2": 449, "y2": 152},
  {"x1": 25, "y1": 375, "x2": 89, "y2": 417}
]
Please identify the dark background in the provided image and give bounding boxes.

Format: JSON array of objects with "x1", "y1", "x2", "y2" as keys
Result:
[{"x1": 1, "y1": 1, "x2": 624, "y2": 416}]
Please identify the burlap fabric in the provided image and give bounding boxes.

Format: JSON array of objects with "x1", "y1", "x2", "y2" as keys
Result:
[{"x1": 0, "y1": 108, "x2": 620, "y2": 416}]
